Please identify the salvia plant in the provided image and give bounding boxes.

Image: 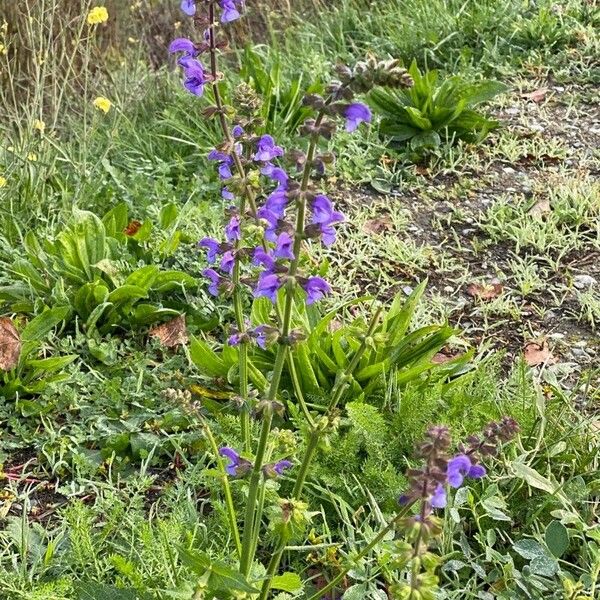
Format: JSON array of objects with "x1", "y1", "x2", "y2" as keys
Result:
[{"x1": 167, "y1": 1, "x2": 519, "y2": 598}]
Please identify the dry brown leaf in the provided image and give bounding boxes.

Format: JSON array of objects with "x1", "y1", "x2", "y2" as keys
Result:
[
  {"x1": 522, "y1": 88, "x2": 548, "y2": 103},
  {"x1": 529, "y1": 198, "x2": 551, "y2": 217},
  {"x1": 362, "y1": 215, "x2": 393, "y2": 235},
  {"x1": 432, "y1": 351, "x2": 458, "y2": 364},
  {"x1": 524, "y1": 341, "x2": 557, "y2": 366},
  {"x1": 467, "y1": 281, "x2": 504, "y2": 300},
  {"x1": 149, "y1": 314, "x2": 188, "y2": 348},
  {"x1": 0, "y1": 317, "x2": 22, "y2": 371},
  {"x1": 123, "y1": 220, "x2": 142, "y2": 236}
]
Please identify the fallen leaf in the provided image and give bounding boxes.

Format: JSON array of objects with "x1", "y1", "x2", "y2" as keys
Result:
[
  {"x1": 149, "y1": 314, "x2": 188, "y2": 348},
  {"x1": 189, "y1": 384, "x2": 231, "y2": 400},
  {"x1": 432, "y1": 351, "x2": 460, "y2": 364},
  {"x1": 0, "y1": 318, "x2": 21, "y2": 371},
  {"x1": 524, "y1": 341, "x2": 557, "y2": 366},
  {"x1": 529, "y1": 198, "x2": 551, "y2": 217},
  {"x1": 415, "y1": 164, "x2": 429, "y2": 176},
  {"x1": 123, "y1": 220, "x2": 142, "y2": 236},
  {"x1": 467, "y1": 281, "x2": 504, "y2": 300},
  {"x1": 522, "y1": 88, "x2": 548, "y2": 103},
  {"x1": 362, "y1": 215, "x2": 393, "y2": 235}
]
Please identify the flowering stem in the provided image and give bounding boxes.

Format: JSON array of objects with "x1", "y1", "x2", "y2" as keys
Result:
[
  {"x1": 305, "y1": 504, "x2": 414, "y2": 600},
  {"x1": 258, "y1": 306, "x2": 383, "y2": 598},
  {"x1": 200, "y1": 418, "x2": 242, "y2": 558}
]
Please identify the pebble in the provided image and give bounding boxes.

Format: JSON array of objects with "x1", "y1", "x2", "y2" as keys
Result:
[
  {"x1": 402, "y1": 285, "x2": 413, "y2": 296},
  {"x1": 573, "y1": 274, "x2": 597, "y2": 289},
  {"x1": 503, "y1": 167, "x2": 517, "y2": 174}
]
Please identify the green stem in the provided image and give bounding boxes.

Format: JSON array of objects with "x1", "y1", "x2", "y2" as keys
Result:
[
  {"x1": 291, "y1": 430, "x2": 320, "y2": 498},
  {"x1": 239, "y1": 409, "x2": 274, "y2": 575},
  {"x1": 201, "y1": 420, "x2": 242, "y2": 558},
  {"x1": 305, "y1": 507, "x2": 412, "y2": 600}
]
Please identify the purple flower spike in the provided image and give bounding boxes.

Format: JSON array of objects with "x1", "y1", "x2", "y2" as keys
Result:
[
  {"x1": 273, "y1": 460, "x2": 292, "y2": 475},
  {"x1": 303, "y1": 276, "x2": 331, "y2": 304},
  {"x1": 203, "y1": 268, "x2": 221, "y2": 296},
  {"x1": 168, "y1": 38, "x2": 199, "y2": 67},
  {"x1": 430, "y1": 484, "x2": 447, "y2": 509},
  {"x1": 345, "y1": 102, "x2": 372, "y2": 132},
  {"x1": 232, "y1": 125, "x2": 244, "y2": 138},
  {"x1": 225, "y1": 215, "x2": 241, "y2": 242},
  {"x1": 180, "y1": 0, "x2": 196, "y2": 16},
  {"x1": 183, "y1": 60, "x2": 207, "y2": 97},
  {"x1": 254, "y1": 273, "x2": 282, "y2": 303},
  {"x1": 274, "y1": 232, "x2": 295, "y2": 260},
  {"x1": 253, "y1": 135, "x2": 284, "y2": 162},
  {"x1": 220, "y1": 250, "x2": 235, "y2": 275},
  {"x1": 447, "y1": 454, "x2": 486, "y2": 488},
  {"x1": 199, "y1": 237, "x2": 221, "y2": 263}
]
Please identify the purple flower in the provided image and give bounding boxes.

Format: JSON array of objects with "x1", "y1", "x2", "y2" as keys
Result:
[
  {"x1": 257, "y1": 207, "x2": 279, "y2": 242},
  {"x1": 311, "y1": 195, "x2": 345, "y2": 246},
  {"x1": 447, "y1": 455, "x2": 487, "y2": 488},
  {"x1": 261, "y1": 164, "x2": 289, "y2": 189},
  {"x1": 203, "y1": 268, "x2": 221, "y2": 296},
  {"x1": 274, "y1": 460, "x2": 292, "y2": 475},
  {"x1": 430, "y1": 484, "x2": 447, "y2": 509},
  {"x1": 222, "y1": 187, "x2": 234, "y2": 201},
  {"x1": 182, "y1": 60, "x2": 207, "y2": 97},
  {"x1": 219, "y1": 0, "x2": 241, "y2": 23},
  {"x1": 220, "y1": 250, "x2": 235, "y2": 275},
  {"x1": 225, "y1": 215, "x2": 241, "y2": 242},
  {"x1": 265, "y1": 190, "x2": 288, "y2": 218},
  {"x1": 219, "y1": 447, "x2": 251, "y2": 476},
  {"x1": 228, "y1": 332, "x2": 243, "y2": 346},
  {"x1": 208, "y1": 150, "x2": 234, "y2": 180},
  {"x1": 273, "y1": 232, "x2": 295, "y2": 260},
  {"x1": 168, "y1": 38, "x2": 199, "y2": 66},
  {"x1": 199, "y1": 237, "x2": 221, "y2": 263},
  {"x1": 232, "y1": 125, "x2": 244, "y2": 138},
  {"x1": 252, "y1": 247, "x2": 275, "y2": 272},
  {"x1": 180, "y1": 0, "x2": 196, "y2": 16},
  {"x1": 251, "y1": 325, "x2": 269, "y2": 349},
  {"x1": 253, "y1": 135, "x2": 284, "y2": 162},
  {"x1": 345, "y1": 102, "x2": 372, "y2": 132},
  {"x1": 303, "y1": 276, "x2": 331, "y2": 304},
  {"x1": 254, "y1": 273, "x2": 282, "y2": 303}
]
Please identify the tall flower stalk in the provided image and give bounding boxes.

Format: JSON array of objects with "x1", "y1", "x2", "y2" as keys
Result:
[{"x1": 167, "y1": 3, "x2": 517, "y2": 599}]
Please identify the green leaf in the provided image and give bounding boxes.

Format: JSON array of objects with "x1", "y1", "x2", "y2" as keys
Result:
[
  {"x1": 189, "y1": 335, "x2": 228, "y2": 378},
  {"x1": 75, "y1": 582, "x2": 140, "y2": 600},
  {"x1": 21, "y1": 306, "x2": 69, "y2": 341},
  {"x1": 152, "y1": 270, "x2": 197, "y2": 293},
  {"x1": 271, "y1": 572, "x2": 303, "y2": 593},
  {"x1": 511, "y1": 462, "x2": 559, "y2": 495},
  {"x1": 545, "y1": 520, "x2": 569, "y2": 558},
  {"x1": 125, "y1": 265, "x2": 160, "y2": 291},
  {"x1": 27, "y1": 355, "x2": 77, "y2": 371},
  {"x1": 159, "y1": 203, "x2": 179, "y2": 228}
]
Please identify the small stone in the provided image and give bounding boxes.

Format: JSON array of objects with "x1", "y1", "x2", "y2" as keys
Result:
[
  {"x1": 402, "y1": 286, "x2": 413, "y2": 296},
  {"x1": 503, "y1": 167, "x2": 517, "y2": 174},
  {"x1": 506, "y1": 107, "x2": 519, "y2": 115},
  {"x1": 573, "y1": 274, "x2": 597, "y2": 289}
]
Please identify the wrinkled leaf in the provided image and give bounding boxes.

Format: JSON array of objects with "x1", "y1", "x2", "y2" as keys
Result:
[{"x1": 0, "y1": 318, "x2": 21, "y2": 371}]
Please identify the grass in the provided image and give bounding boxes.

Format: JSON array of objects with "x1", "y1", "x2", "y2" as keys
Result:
[{"x1": 1, "y1": 0, "x2": 599, "y2": 598}]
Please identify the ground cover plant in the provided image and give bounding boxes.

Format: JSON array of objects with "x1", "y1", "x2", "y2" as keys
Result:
[{"x1": 0, "y1": 1, "x2": 598, "y2": 599}]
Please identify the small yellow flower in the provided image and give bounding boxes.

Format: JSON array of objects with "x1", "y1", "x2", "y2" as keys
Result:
[
  {"x1": 0, "y1": 43, "x2": 7, "y2": 56},
  {"x1": 33, "y1": 119, "x2": 45, "y2": 133},
  {"x1": 93, "y1": 96, "x2": 112, "y2": 114},
  {"x1": 27, "y1": 152, "x2": 37, "y2": 162},
  {"x1": 0, "y1": 176, "x2": 7, "y2": 188},
  {"x1": 87, "y1": 6, "x2": 109, "y2": 25}
]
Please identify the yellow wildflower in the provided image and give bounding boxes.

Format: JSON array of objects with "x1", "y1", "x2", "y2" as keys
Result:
[
  {"x1": 27, "y1": 152, "x2": 37, "y2": 162},
  {"x1": 33, "y1": 119, "x2": 45, "y2": 133},
  {"x1": 87, "y1": 6, "x2": 109, "y2": 25},
  {"x1": 93, "y1": 96, "x2": 112, "y2": 114},
  {"x1": 0, "y1": 176, "x2": 7, "y2": 188},
  {"x1": 0, "y1": 43, "x2": 7, "y2": 56}
]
